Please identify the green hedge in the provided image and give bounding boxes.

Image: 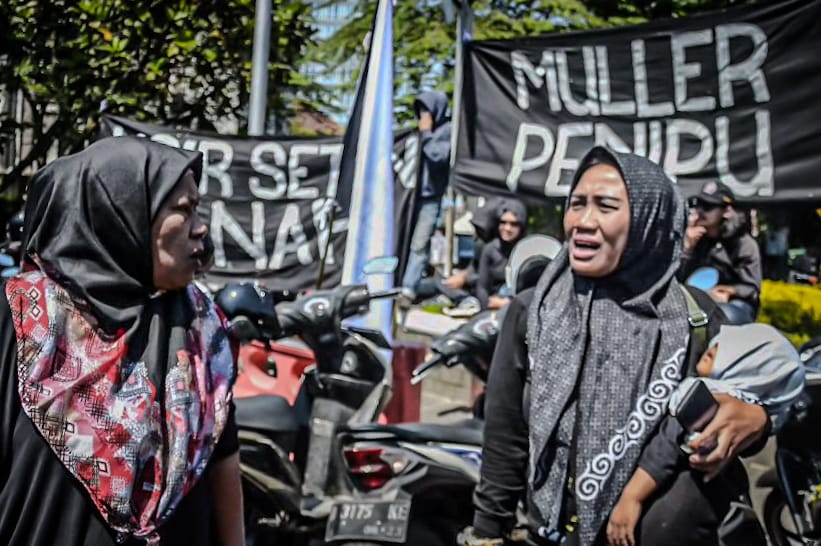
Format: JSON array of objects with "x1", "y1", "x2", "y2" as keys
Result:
[{"x1": 758, "y1": 280, "x2": 821, "y2": 347}]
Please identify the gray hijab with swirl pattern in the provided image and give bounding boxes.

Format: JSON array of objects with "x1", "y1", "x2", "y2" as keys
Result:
[{"x1": 527, "y1": 147, "x2": 690, "y2": 544}]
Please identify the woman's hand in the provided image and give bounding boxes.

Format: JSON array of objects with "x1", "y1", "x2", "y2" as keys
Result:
[
  {"x1": 688, "y1": 393, "x2": 768, "y2": 481},
  {"x1": 708, "y1": 285, "x2": 736, "y2": 303},
  {"x1": 487, "y1": 295, "x2": 510, "y2": 310},
  {"x1": 607, "y1": 468, "x2": 655, "y2": 546},
  {"x1": 209, "y1": 452, "x2": 244, "y2": 546},
  {"x1": 418, "y1": 111, "x2": 434, "y2": 132},
  {"x1": 684, "y1": 214, "x2": 706, "y2": 254},
  {"x1": 443, "y1": 271, "x2": 467, "y2": 290},
  {"x1": 607, "y1": 496, "x2": 642, "y2": 546}
]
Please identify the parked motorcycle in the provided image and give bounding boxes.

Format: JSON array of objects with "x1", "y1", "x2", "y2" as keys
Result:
[
  {"x1": 787, "y1": 251, "x2": 819, "y2": 286},
  {"x1": 758, "y1": 337, "x2": 821, "y2": 546},
  {"x1": 228, "y1": 286, "x2": 312, "y2": 406},
  {"x1": 685, "y1": 266, "x2": 752, "y2": 324},
  {"x1": 216, "y1": 280, "x2": 399, "y2": 546},
  {"x1": 327, "y1": 309, "x2": 500, "y2": 545},
  {"x1": 322, "y1": 236, "x2": 556, "y2": 545}
]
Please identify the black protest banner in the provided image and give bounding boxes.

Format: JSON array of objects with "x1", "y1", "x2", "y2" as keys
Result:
[
  {"x1": 100, "y1": 116, "x2": 419, "y2": 290},
  {"x1": 392, "y1": 129, "x2": 421, "y2": 283},
  {"x1": 453, "y1": 0, "x2": 821, "y2": 203}
]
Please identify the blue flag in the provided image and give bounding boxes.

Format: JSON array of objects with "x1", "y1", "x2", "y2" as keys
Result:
[{"x1": 339, "y1": 0, "x2": 395, "y2": 344}]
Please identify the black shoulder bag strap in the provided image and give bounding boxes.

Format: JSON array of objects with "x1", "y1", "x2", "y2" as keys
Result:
[{"x1": 680, "y1": 285, "x2": 709, "y2": 374}]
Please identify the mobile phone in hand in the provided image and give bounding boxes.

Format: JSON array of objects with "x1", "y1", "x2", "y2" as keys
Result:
[
  {"x1": 675, "y1": 379, "x2": 719, "y2": 433},
  {"x1": 675, "y1": 380, "x2": 719, "y2": 455}
]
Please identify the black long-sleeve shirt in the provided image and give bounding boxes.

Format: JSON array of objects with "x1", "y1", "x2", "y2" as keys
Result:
[
  {"x1": 472, "y1": 285, "x2": 766, "y2": 540},
  {"x1": 472, "y1": 288, "x2": 533, "y2": 537},
  {"x1": 476, "y1": 239, "x2": 513, "y2": 309}
]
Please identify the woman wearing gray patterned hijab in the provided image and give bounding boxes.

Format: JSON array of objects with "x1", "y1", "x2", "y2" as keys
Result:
[{"x1": 526, "y1": 147, "x2": 768, "y2": 545}]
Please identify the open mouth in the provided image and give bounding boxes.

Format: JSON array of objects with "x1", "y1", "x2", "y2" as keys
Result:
[{"x1": 571, "y1": 237, "x2": 601, "y2": 260}]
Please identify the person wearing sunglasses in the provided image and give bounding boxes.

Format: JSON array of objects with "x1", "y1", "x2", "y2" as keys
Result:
[
  {"x1": 678, "y1": 181, "x2": 762, "y2": 322},
  {"x1": 475, "y1": 198, "x2": 527, "y2": 310}
]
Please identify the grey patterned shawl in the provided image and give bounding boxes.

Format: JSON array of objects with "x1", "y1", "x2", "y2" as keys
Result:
[{"x1": 527, "y1": 147, "x2": 690, "y2": 544}]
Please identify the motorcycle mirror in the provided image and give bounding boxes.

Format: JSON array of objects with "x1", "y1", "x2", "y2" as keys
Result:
[
  {"x1": 215, "y1": 282, "x2": 280, "y2": 338},
  {"x1": 363, "y1": 256, "x2": 398, "y2": 275},
  {"x1": 0, "y1": 253, "x2": 14, "y2": 268},
  {"x1": 505, "y1": 235, "x2": 561, "y2": 295},
  {"x1": 686, "y1": 267, "x2": 719, "y2": 291}
]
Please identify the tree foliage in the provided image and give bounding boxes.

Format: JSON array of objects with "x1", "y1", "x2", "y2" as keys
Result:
[
  {"x1": 0, "y1": 0, "x2": 315, "y2": 198},
  {"x1": 307, "y1": 0, "x2": 751, "y2": 124},
  {"x1": 304, "y1": 1, "x2": 448, "y2": 121}
]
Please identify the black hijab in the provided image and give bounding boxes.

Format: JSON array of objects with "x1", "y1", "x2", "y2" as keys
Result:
[
  {"x1": 527, "y1": 147, "x2": 690, "y2": 543},
  {"x1": 22, "y1": 136, "x2": 202, "y2": 333},
  {"x1": 471, "y1": 196, "x2": 503, "y2": 243},
  {"x1": 496, "y1": 197, "x2": 527, "y2": 252},
  {"x1": 496, "y1": 197, "x2": 527, "y2": 228},
  {"x1": 9, "y1": 137, "x2": 234, "y2": 542}
]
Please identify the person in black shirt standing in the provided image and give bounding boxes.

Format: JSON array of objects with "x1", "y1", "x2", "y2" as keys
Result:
[
  {"x1": 400, "y1": 91, "x2": 451, "y2": 304},
  {"x1": 678, "y1": 181, "x2": 762, "y2": 322},
  {"x1": 0, "y1": 138, "x2": 242, "y2": 546},
  {"x1": 462, "y1": 148, "x2": 769, "y2": 546}
]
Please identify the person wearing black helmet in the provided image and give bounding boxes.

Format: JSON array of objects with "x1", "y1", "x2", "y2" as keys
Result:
[{"x1": 678, "y1": 181, "x2": 762, "y2": 322}]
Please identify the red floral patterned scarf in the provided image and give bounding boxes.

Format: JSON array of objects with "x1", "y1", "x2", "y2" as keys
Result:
[{"x1": 7, "y1": 271, "x2": 235, "y2": 544}]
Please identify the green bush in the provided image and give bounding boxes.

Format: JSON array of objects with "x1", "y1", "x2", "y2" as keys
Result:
[{"x1": 758, "y1": 280, "x2": 821, "y2": 347}]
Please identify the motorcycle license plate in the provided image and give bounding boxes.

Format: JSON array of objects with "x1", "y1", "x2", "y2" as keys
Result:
[{"x1": 324, "y1": 499, "x2": 411, "y2": 543}]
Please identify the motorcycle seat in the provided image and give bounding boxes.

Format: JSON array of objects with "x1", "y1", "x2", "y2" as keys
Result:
[
  {"x1": 344, "y1": 420, "x2": 483, "y2": 446},
  {"x1": 234, "y1": 395, "x2": 299, "y2": 434}
]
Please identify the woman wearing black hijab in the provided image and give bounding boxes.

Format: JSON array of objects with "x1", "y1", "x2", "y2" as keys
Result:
[
  {"x1": 465, "y1": 147, "x2": 768, "y2": 546},
  {"x1": 475, "y1": 197, "x2": 527, "y2": 309},
  {"x1": 0, "y1": 137, "x2": 242, "y2": 545}
]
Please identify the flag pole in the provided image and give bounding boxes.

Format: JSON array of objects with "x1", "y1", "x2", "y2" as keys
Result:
[
  {"x1": 445, "y1": 0, "x2": 471, "y2": 277},
  {"x1": 248, "y1": 0, "x2": 271, "y2": 135},
  {"x1": 338, "y1": 0, "x2": 395, "y2": 343}
]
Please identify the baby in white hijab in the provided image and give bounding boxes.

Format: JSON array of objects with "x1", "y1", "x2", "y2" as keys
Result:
[
  {"x1": 669, "y1": 323, "x2": 806, "y2": 430},
  {"x1": 608, "y1": 323, "x2": 803, "y2": 546}
]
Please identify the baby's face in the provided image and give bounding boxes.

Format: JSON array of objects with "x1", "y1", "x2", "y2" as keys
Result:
[{"x1": 696, "y1": 344, "x2": 719, "y2": 377}]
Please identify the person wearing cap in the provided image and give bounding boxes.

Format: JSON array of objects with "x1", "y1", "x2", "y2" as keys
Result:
[{"x1": 678, "y1": 181, "x2": 762, "y2": 322}]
